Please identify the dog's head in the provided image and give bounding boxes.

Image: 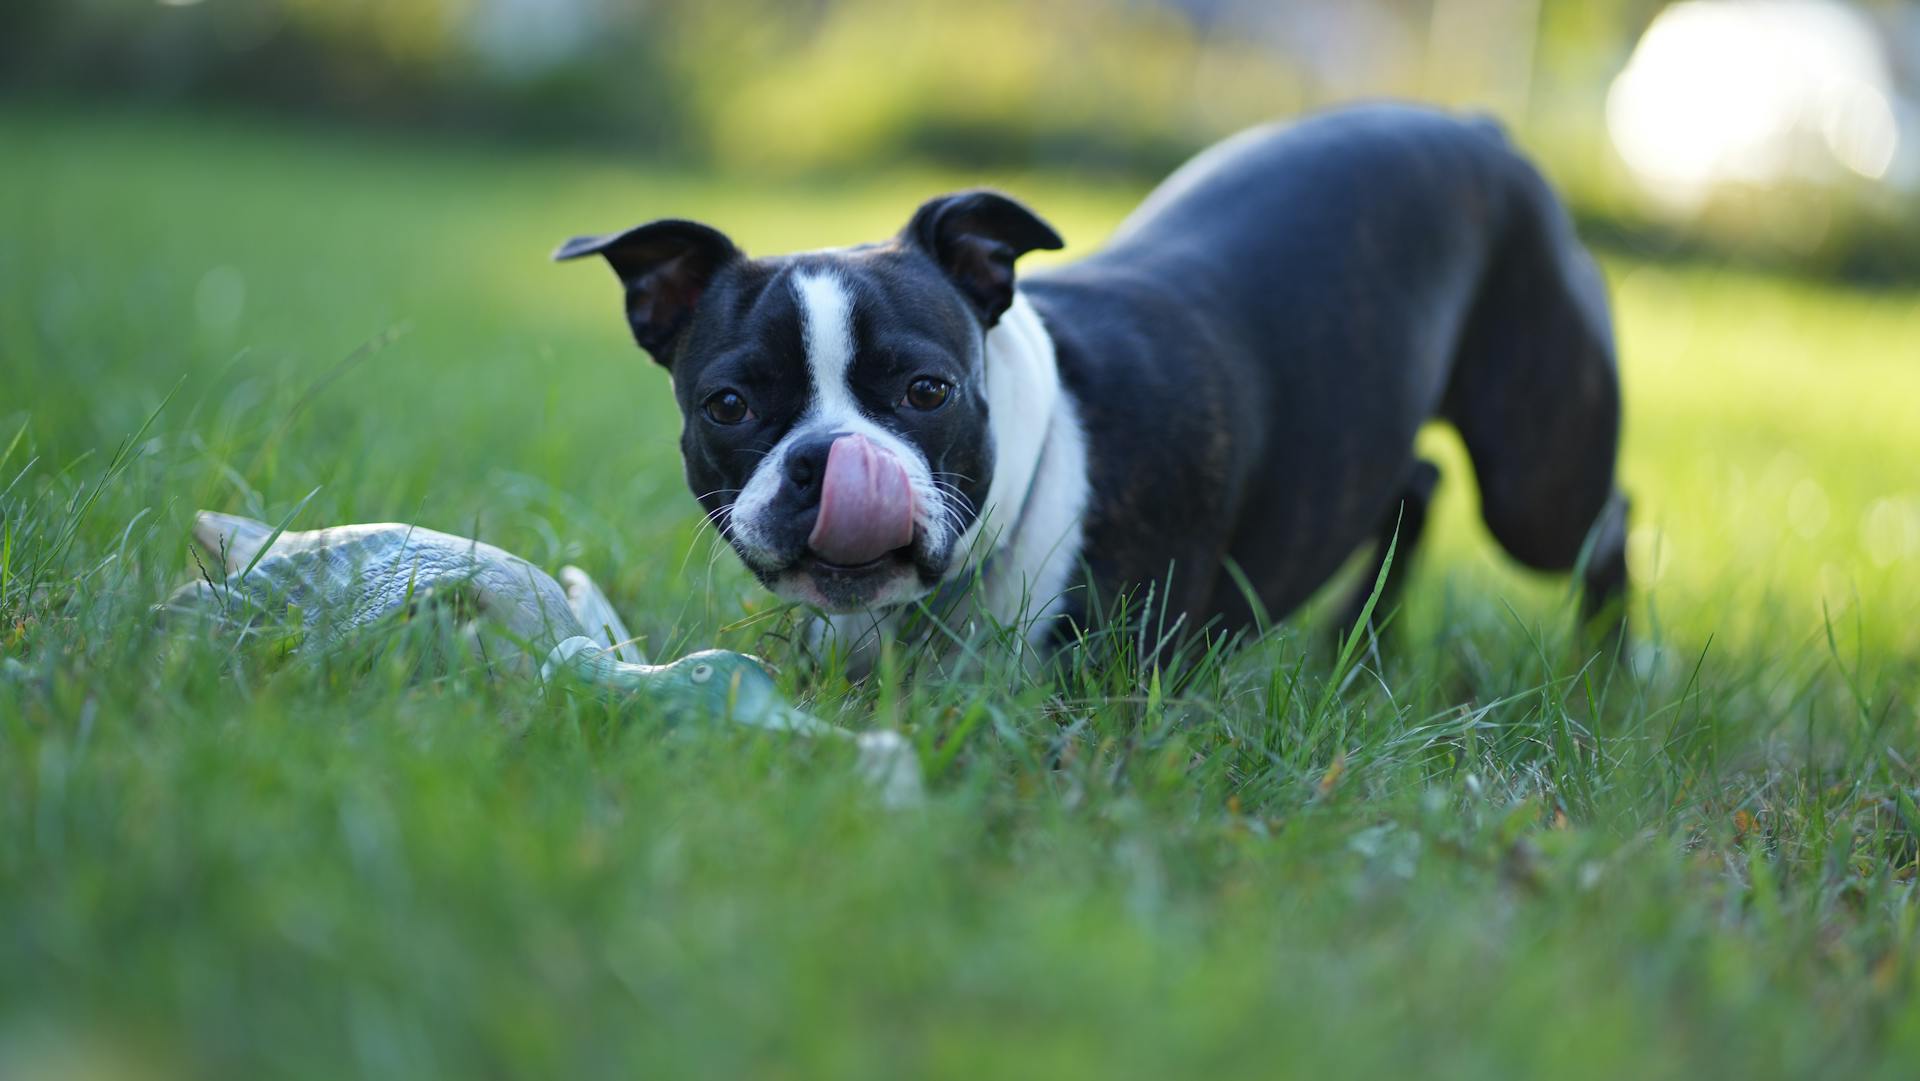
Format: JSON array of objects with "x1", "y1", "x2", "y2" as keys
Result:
[{"x1": 555, "y1": 192, "x2": 1062, "y2": 612}]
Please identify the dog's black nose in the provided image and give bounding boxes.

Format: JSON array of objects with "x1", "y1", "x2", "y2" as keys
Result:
[{"x1": 782, "y1": 431, "x2": 841, "y2": 506}]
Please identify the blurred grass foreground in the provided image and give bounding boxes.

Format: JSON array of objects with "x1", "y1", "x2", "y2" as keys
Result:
[{"x1": 4, "y1": 2, "x2": 1920, "y2": 1080}]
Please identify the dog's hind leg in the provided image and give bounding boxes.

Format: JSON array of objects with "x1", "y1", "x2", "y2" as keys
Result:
[
  {"x1": 1578, "y1": 490, "x2": 1631, "y2": 653},
  {"x1": 1442, "y1": 155, "x2": 1628, "y2": 648},
  {"x1": 1333, "y1": 459, "x2": 1440, "y2": 642}
]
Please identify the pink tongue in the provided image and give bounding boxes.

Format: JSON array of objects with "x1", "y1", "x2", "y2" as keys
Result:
[{"x1": 808, "y1": 434, "x2": 916, "y2": 566}]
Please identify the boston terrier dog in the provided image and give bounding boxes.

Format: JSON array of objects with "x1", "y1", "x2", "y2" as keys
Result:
[{"x1": 556, "y1": 104, "x2": 1628, "y2": 661}]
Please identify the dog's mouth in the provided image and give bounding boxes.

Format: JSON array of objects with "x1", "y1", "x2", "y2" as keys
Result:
[
  {"x1": 780, "y1": 543, "x2": 930, "y2": 611},
  {"x1": 804, "y1": 550, "x2": 907, "y2": 575},
  {"x1": 726, "y1": 514, "x2": 945, "y2": 612},
  {"x1": 722, "y1": 432, "x2": 961, "y2": 612}
]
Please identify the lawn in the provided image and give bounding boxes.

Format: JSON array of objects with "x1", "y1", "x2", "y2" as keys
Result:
[{"x1": 2, "y1": 106, "x2": 1917, "y2": 1080}]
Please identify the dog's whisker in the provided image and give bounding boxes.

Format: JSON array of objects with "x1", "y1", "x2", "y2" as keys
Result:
[
  {"x1": 929, "y1": 489, "x2": 978, "y2": 525},
  {"x1": 926, "y1": 478, "x2": 974, "y2": 503}
]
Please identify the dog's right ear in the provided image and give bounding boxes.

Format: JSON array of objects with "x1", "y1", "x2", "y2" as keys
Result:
[
  {"x1": 553, "y1": 220, "x2": 742, "y2": 364},
  {"x1": 902, "y1": 190, "x2": 1063, "y2": 326}
]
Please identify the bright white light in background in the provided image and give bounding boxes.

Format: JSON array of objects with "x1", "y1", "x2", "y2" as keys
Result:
[{"x1": 1607, "y1": 0, "x2": 1905, "y2": 208}]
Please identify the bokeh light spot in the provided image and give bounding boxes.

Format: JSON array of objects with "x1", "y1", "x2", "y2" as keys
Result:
[
  {"x1": 1862, "y1": 497, "x2": 1918, "y2": 567},
  {"x1": 1606, "y1": 0, "x2": 1903, "y2": 206},
  {"x1": 1788, "y1": 478, "x2": 1831, "y2": 539}
]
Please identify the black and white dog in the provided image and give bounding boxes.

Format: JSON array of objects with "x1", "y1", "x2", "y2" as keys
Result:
[{"x1": 557, "y1": 104, "x2": 1627, "y2": 659}]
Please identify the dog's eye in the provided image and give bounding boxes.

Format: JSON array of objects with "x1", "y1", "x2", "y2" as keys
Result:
[
  {"x1": 903, "y1": 377, "x2": 952, "y2": 412},
  {"x1": 703, "y1": 389, "x2": 752, "y2": 425}
]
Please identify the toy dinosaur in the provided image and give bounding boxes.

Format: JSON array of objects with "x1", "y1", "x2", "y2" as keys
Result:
[{"x1": 162, "y1": 511, "x2": 922, "y2": 806}]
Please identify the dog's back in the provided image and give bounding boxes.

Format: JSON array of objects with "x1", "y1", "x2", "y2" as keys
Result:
[{"x1": 1023, "y1": 105, "x2": 1625, "y2": 636}]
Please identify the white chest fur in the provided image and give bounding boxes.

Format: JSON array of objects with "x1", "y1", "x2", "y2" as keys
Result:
[{"x1": 966, "y1": 293, "x2": 1089, "y2": 641}]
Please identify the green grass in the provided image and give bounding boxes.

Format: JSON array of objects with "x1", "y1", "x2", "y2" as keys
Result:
[{"x1": 3, "y1": 106, "x2": 1918, "y2": 1080}]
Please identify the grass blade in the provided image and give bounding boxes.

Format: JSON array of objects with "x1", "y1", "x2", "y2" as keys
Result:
[
  {"x1": 0, "y1": 418, "x2": 26, "y2": 477},
  {"x1": 1312, "y1": 510, "x2": 1399, "y2": 724},
  {"x1": 237, "y1": 484, "x2": 324, "y2": 583}
]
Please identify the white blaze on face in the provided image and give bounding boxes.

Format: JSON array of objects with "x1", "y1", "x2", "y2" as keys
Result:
[
  {"x1": 793, "y1": 271, "x2": 857, "y2": 419},
  {"x1": 726, "y1": 268, "x2": 950, "y2": 598}
]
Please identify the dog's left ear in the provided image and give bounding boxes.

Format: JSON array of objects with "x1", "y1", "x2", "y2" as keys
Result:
[
  {"x1": 903, "y1": 190, "x2": 1064, "y2": 326},
  {"x1": 553, "y1": 220, "x2": 742, "y2": 365}
]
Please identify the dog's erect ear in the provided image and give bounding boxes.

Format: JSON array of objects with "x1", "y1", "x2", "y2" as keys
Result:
[
  {"x1": 902, "y1": 190, "x2": 1063, "y2": 326},
  {"x1": 553, "y1": 220, "x2": 742, "y2": 364}
]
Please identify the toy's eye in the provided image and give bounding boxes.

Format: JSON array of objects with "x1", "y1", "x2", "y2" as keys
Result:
[
  {"x1": 703, "y1": 390, "x2": 752, "y2": 425},
  {"x1": 690, "y1": 663, "x2": 714, "y2": 684},
  {"x1": 903, "y1": 377, "x2": 952, "y2": 411}
]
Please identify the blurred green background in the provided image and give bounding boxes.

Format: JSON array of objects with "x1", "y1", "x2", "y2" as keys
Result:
[
  {"x1": 5, "y1": 3, "x2": 1920, "y2": 1079},
  {"x1": 10, "y1": 0, "x2": 1920, "y2": 275}
]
